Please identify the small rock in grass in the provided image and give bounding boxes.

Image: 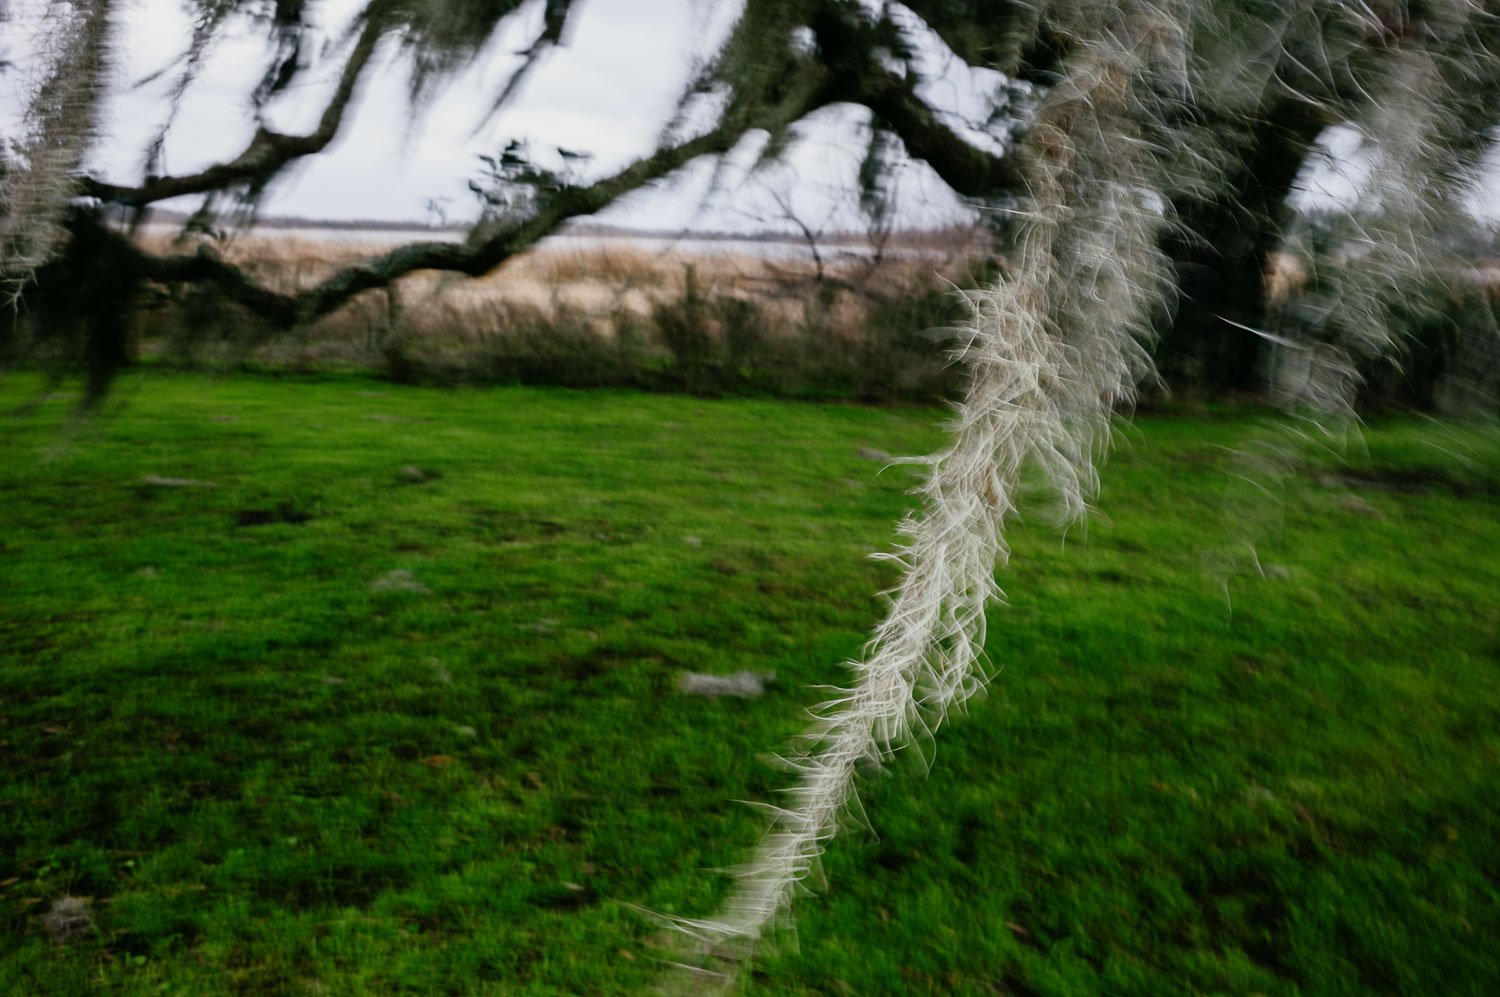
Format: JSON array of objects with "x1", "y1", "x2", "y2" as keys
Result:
[
  {"x1": 683, "y1": 535, "x2": 702, "y2": 547},
  {"x1": 397, "y1": 465, "x2": 440, "y2": 484},
  {"x1": 1332, "y1": 492, "x2": 1382, "y2": 517},
  {"x1": 370, "y1": 569, "x2": 431, "y2": 594},
  {"x1": 39, "y1": 896, "x2": 93, "y2": 945},
  {"x1": 677, "y1": 670, "x2": 776, "y2": 698},
  {"x1": 142, "y1": 474, "x2": 215, "y2": 489}
]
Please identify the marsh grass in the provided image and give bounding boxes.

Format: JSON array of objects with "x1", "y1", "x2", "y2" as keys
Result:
[
  {"x1": 125, "y1": 231, "x2": 992, "y2": 400},
  {"x1": 1, "y1": 371, "x2": 1497, "y2": 993}
]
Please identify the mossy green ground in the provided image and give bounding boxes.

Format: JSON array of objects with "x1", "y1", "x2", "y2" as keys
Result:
[{"x1": 2, "y1": 371, "x2": 1497, "y2": 994}]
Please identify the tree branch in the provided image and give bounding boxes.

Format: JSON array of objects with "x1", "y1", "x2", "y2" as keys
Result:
[
  {"x1": 86, "y1": 125, "x2": 745, "y2": 328},
  {"x1": 297, "y1": 127, "x2": 745, "y2": 320},
  {"x1": 806, "y1": 2, "x2": 1020, "y2": 198},
  {"x1": 81, "y1": 19, "x2": 384, "y2": 208},
  {"x1": 75, "y1": 0, "x2": 1015, "y2": 331},
  {"x1": 478, "y1": 0, "x2": 576, "y2": 126},
  {"x1": 859, "y1": 73, "x2": 1019, "y2": 197}
]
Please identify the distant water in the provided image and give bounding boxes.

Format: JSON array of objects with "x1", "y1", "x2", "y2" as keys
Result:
[{"x1": 135, "y1": 223, "x2": 967, "y2": 261}]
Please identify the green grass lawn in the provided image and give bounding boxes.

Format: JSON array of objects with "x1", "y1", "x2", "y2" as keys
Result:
[{"x1": 2, "y1": 371, "x2": 1498, "y2": 994}]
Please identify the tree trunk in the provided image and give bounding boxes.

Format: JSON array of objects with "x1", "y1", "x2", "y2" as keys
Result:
[{"x1": 1157, "y1": 104, "x2": 1326, "y2": 392}]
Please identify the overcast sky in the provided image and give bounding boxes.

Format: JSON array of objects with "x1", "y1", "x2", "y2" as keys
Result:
[
  {"x1": 1, "y1": 0, "x2": 983, "y2": 231},
  {"x1": 2, "y1": 0, "x2": 1497, "y2": 229}
]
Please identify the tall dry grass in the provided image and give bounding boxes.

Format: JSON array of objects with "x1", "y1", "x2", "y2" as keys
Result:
[{"x1": 131, "y1": 228, "x2": 997, "y2": 399}]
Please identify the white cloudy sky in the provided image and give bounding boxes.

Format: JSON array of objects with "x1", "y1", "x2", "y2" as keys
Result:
[
  {"x1": 2, "y1": 0, "x2": 1497, "y2": 228},
  {"x1": 2, "y1": 0, "x2": 991, "y2": 231}
]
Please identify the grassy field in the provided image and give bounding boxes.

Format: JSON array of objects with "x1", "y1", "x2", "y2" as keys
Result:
[{"x1": 2, "y1": 371, "x2": 1498, "y2": 994}]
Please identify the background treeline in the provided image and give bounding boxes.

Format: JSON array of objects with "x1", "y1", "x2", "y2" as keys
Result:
[{"x1": 3, "y1": 211, "x2": 1498, "y2": 407}]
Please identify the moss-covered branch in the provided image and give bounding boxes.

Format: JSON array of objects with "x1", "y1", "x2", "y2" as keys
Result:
[
  {"x1": 81, "y1": 19, "x2": 384, "y2": 209},
  {"x1": 80, "y1": 125, "x2": 746, "y2": 329}
]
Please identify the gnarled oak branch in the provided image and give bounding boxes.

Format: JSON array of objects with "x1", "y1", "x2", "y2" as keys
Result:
[
  {"x1": 81, "y1": 19, "x2": 384, "y2": 209},
  {"x1": 81, "y1": 124, "x2": 745, "y2": 328}
]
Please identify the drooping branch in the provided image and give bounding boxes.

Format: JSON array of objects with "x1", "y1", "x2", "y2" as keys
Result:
[
  {"x1": 83, "y1": 0, "x2": 1028, "y2": 331},
  {"x1": 63, "y1": 0, "x2": 1026, "y2": 328},
  {"x1": 298, "y1": 125, "x2": 751, "y2": 320},
  {"x1": 1, "y1": 0, "x2": 113, "y2": 301},
  {"x1": 126, "y1": 230, "x2": 300, "y2": 325},
  {"x1": 675, "y1": 0, "x2": 1021, "y2": 207},
  {"x1": 899, "y1": 0, "x2": 1035, "y2": 71},
  {"x1": 82, "y1": 124, "x2": 749, "y2": 328},
  {"x1": 477, "y1": 0, "x2": 577, "y2": 126},
  {"x1": 663, "y1": 3, "x2": 1191, "y2": 979},
  {"x1": 81, "y1": 18, "x2": 384, "y2": 209},
  {"x1": 77, "y1": 0, "x2": 1018, "y2": 292},
  {"x1": 807, "y1": 0, "x2": 1020, "y2": 198},
  {"x1": 1266, "y1": 0, "x2": 1500, "y2": 417},
  {"x1": 856, "y1": 70, "x2": 1019, "y2": 196}
]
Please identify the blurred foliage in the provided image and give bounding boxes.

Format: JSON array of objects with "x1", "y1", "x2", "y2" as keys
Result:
[{"x1": 1271, "y1": 209, "x2": 1500, "y2": 412}]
